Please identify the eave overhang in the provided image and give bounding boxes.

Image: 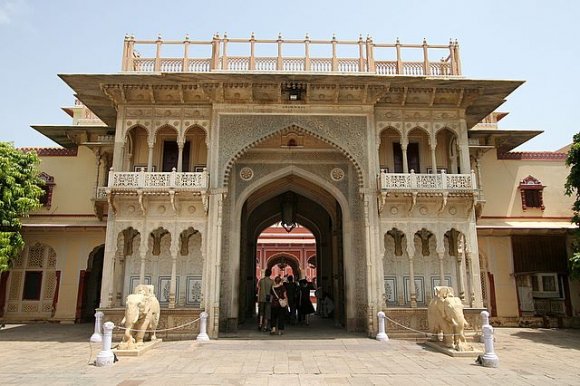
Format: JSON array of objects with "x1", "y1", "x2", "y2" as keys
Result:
[
  {"x1": 468, "y1": 128, "x2": 543, "y2": 153},
  {"x1": 30, "y1": 125, "x2": 113, "y2": 148},
  {"x1": 58, "y1": 73, "x2": 523, "y2": 129}
]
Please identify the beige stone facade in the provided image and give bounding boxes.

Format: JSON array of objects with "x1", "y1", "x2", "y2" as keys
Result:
[{"x1": 1, "y1": 35, "x2": 578, "y2": 336}]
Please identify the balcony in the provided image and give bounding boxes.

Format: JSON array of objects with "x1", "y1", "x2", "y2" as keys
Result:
[
  {"x1": 122, "y1": 34, "x2": 462, "y2": 77},
  {"x1": 107, "y1": 170, "x2": 208, "y2": 191},
  {"x1": 378, "y1": 170, "x2": 477, "y2": 213},
  {"x1": 379, "y1": 169, "x2": 476, "y2": 193},
  {"x1": 93, "y1": 170, "x2": 209, "y2": 216}
]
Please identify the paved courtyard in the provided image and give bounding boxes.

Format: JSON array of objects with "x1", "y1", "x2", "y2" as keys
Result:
[{"x1": 0, "y1": 322, "x2": 579, "y2": 385}]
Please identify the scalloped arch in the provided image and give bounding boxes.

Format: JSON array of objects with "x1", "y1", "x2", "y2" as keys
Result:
[
  {"x1": 379, "y1": 125, "x2": 403, "y2": 138},
  {"x1": 223, "y1": 124, "x2": 364, "y2": 187},
  {"x1": 407, "y1": 125, "x2": 431, "y2": 138},
  {"x1": 435, "y1": 125, "x2": 459, "y2": 138},
  {"x1": 124, "y1": 123, "x2": 149, "y2": 141}
]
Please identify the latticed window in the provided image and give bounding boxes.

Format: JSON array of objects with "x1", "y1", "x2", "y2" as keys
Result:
[
  {"x1": 519, "y1": 175, "x2": 545, "y2": 210},
  {"x1": 6, "y1": 242, "x2": 58, "y2": 315}
]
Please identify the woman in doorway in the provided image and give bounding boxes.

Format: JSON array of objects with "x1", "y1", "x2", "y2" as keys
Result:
[
  {"x1": 270, "y1": 276, "x2": 287, "y2": 335},
  {"x1": 298, "y1": 279, "x2": 315, "y2": 325}
]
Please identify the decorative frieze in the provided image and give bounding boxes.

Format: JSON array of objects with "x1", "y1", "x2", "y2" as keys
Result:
[{"x1": 218, "y1": 115, "x2": 368, "y2": 188}]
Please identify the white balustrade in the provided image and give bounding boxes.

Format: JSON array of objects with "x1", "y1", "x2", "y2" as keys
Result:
[
  {"x1": 255, "y1": 57, "x2": 277, "y2": 71},
  {"x1": 283, "y1": 57, "x2": 305, "y2": 72},
  {"x1": 109, "y1": 170, "x2": 208, "y2": 190},
  {"x1": 379, "y1": 169, "x2": 476, "y2": 192},
  {"x1": 95, "y1": 187, "x2": 108, "y2": 200},
  {"x1": 160, "y1": 58, "x2": 184, "y2": 72},
  {"x1": 337, "y1": 58, "x2": 360, "y2": 72}
]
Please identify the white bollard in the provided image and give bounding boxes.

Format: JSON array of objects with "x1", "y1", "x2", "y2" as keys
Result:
[
  {"x1": 376, "y1": 311, "x2": 389, "y2": 342},
  {"x1": 90, "y1": 311, "x2": 104, "y2": 343},
  {"x1": 95, "y1": 321, "x2": 115, "y2": 367},
  {"x1": 196, "y1": 311, "x2": 210, "y2": 341},
  {"x1": 480, "y1": 311, "x2": 499, "y2": 368}
]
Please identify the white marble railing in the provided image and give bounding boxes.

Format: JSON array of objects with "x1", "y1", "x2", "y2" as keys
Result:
[
  {"x1": 108, "y1": 170, "x2": 208, "y2": 190},
  {"x1": 95, "y1": 187, "x2": 108, "y2": 200},
  {"x1": 379, "y1": 170, "x2": 477, "y2": 192}
]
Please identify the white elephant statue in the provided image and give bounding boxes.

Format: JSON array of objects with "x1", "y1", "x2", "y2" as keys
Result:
[
  {"x1": 427, "y1": 286, "x2": 470, "y2": 351},
  {"x1": 118, "y1": 284, "x2": 160, "y2": 350}
]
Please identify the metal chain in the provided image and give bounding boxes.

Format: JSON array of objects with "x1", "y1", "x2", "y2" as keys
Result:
[
  {"x1": 114, "y1": 316, "x2": 202, "y2": 333},
  {"x1": 383, "y1": 315, "x2": 480, "y2": 337}
]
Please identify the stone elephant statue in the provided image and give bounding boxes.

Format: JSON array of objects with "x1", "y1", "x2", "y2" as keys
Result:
[
  {"x1": 427, "y1": 286, "x2": 469, "y2": 351},
  {"x1": 119, "y1": 284, "x2": 160, "y2": 350}
]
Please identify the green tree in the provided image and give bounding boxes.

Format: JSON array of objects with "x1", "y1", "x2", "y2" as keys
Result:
[
  {"x1": 0, "y1": 142, "x2": 44, "y2": 271},
  {"x1": 565, "y1": 132, "x2": 580, "y2": 278}
]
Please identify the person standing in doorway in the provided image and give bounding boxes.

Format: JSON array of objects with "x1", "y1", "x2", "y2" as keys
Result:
[
  {"x1": 270, "y1": 276, "x2": 287, "y2": 335},
  {"x1": 257, "y1": 268, "x2": 273, "y2": 331},
  {"x1": 284, "y1": 275, "x2": 299, "y2": 324},
  {"x1": 298, "y1": 279, "x2": 315, "y2": 325}
]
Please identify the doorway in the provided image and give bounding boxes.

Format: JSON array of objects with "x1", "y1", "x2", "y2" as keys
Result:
[
  {"x1": 237, "y1": 179, "x2": 346, "y2": 332},
  {"x1": 79, "y1": 245, "x2": 104, "y2": 322}
]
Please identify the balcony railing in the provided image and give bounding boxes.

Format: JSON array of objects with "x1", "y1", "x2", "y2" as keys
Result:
[
  {"x1": 107, "y1": 170, "x2": 208, "y2": 191},
  {"x1": 379, "y1": 170, "x2": 477, "y2": 192},
  {"x1": 122, "y1": 34, "x2": 462, "y2": 77}
]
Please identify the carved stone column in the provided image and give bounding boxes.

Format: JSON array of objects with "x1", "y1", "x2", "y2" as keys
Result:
[
  {"x1": 430, "y1": 142, "x2": 437, "y2": 174},
  {"x1": 475, "y1": 154, "x2": 485, "y2": 201},
  {"x1": 94, "y1": 149, "x2": 102, "y2": 193},
  {"x1": 465, "y1": 251, "x2": 475, "y2": 307},
  {"x1": 456, "y1": 234, "x2": 466, "y2": 301},
  {"x1": 406, "y1": 234, "x2": 417, "y2": 308},
  {"x1": 169, "y1": 238, "x2": 179, "y2": 309},
  {"x1": 177, "y1": 141, "x2": 185, "y2": 172},
  {"x1": 99, "y1": 220, "x2": 117, "y2": 308},
  {"x1": 139, "y1": 233, "x2": 148, "y2": 285},
  {"x1": 113, "y1": 250, "x2": 125, "y2": 307},
  {"x1": 437, "y1": 252, "x2": 445, "y2": 284},
  {"x1": 146, "y1": 142, "x2": 155, "y2": 172},
  {"x1": 401, "y1": 141, "x2": 409, "y2": 173}
]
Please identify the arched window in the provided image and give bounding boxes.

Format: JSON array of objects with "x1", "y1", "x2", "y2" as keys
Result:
[
  {"x1": 38, "y1": 172, "x2": 55, "y2": 208},
  {"x1": 519, "y1": 175, "x2": 545, "y2": 211}
]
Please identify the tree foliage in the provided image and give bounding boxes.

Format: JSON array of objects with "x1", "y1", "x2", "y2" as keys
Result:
[
  {"x1": 0, "y1": 143, "x2": 44, "y2": 271},
  {"x1": 565, "y1": 132, "x2": 580, "y2": 278}
]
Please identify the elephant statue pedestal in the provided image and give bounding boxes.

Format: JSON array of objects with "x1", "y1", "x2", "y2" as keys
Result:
[
  {"x1": 426, "y1": 286, "x2": 482, "y2": 357},
  {"x1": 114, "y1": 284, "x2": 162, "y2": 355}
]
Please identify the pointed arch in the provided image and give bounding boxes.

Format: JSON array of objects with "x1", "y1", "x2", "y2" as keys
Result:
[{"x1": 223, "y1": 124, "x2": 365, "y2": 188}]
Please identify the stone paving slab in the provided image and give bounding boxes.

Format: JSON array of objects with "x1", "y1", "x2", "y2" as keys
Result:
[{"x1": 0, "y1": 323, "x2": 579, "y2": 385}]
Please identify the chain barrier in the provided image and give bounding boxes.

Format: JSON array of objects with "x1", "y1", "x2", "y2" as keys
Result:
[
  {"x1": 113, "y1": 316, "x2": 202, "y2": 333},
  {"x1": 383, "y1": 314, "x2": 481, "y2": 338}
]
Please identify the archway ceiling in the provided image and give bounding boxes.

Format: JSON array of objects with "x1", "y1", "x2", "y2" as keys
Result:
[{"x1": 245, "y1": 174, "x2": 337, "y2": 219}]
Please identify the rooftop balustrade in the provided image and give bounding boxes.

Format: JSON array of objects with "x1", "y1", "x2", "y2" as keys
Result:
[{"x1": 122, "y1": 34, "x2": 462, "y2": 77}]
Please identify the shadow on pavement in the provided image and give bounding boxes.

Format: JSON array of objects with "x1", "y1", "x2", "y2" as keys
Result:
[
  {"x1": 220, "y1": 314, "x2": 368, "y2": 340},
  {"x1": 510, "y1": 328, "x2": 580, "y2": 351},
  {"x1": 0, "y1": 323, "x2": 93, "y2": 343}
]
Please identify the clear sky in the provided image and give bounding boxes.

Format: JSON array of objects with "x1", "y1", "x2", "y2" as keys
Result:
[{"x1": 0, "y1": 0, "x2": 578, "y2": 150}]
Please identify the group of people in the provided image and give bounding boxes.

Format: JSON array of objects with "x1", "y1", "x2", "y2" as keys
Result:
[{"x1": 257, "y1": 269, "x2": 317, "y2": 335}]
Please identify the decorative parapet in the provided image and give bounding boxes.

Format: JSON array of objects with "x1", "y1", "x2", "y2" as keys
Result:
[
  {"x1": 379, "y1": 169, "x2": 477, "y2": 192},
  {"x1": 122, "y1": 34, "x2": 462, "y2": 77},
  {"x1": 108, "y1": 169, "x2": 208, "y2": 191},
  {"x1": 498, "y1": 152, "x2": 567, "y2": 161},
  {"x1": 20, "y1": 147, "x2": 79, "y2": 157},
  {"x1": 377, "y1": 169, "x2": 477, "y2": 214},
  {"x1": 95, "y1": 187, "x2": 108, "y2": 200}
]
